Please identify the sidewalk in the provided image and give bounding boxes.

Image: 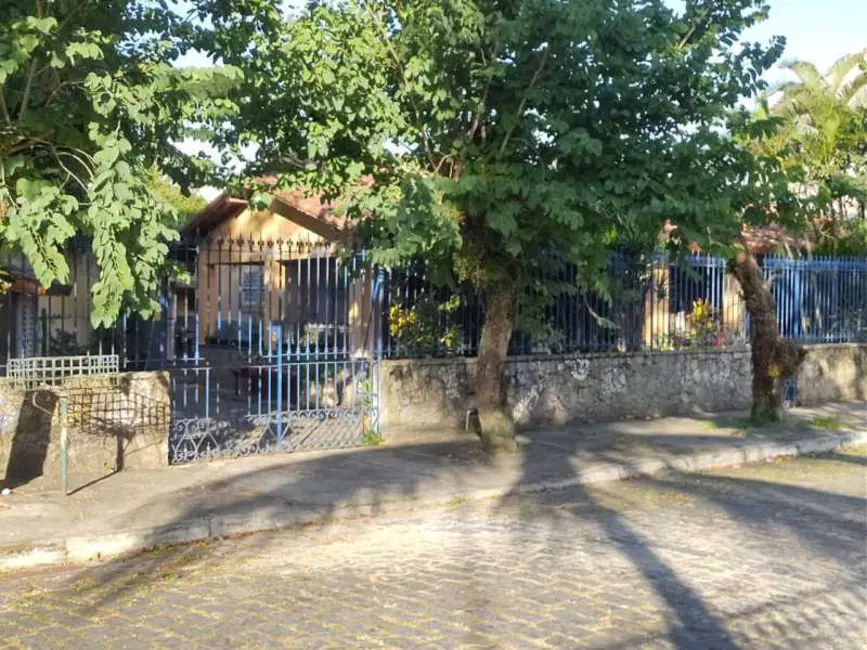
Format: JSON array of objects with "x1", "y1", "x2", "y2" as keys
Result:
[{"x1": 1, "y1": 402, "x2": 866, "y2": 571}]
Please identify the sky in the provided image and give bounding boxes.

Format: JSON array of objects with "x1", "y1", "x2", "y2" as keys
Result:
[{"x1": 741, "y1": 0, "x2": 867, "y2": 82}]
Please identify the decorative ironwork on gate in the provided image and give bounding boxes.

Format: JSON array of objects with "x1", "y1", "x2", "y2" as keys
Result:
[
  {"x1": 169, "y1": 359, "x2": 380, "y2": 463},
  {"x1": 154, "y1": 239, "x2": 387, "y2": 463}
]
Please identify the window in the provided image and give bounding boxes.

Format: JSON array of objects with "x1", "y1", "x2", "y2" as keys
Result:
[{"x1": 240, "y1": 267, "x2": 264, "y2": 311}]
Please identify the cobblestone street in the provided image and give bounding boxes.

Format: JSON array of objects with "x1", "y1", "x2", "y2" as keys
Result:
[{"x1": 1, "y1": 447, "x2": 865, "y2": 649}]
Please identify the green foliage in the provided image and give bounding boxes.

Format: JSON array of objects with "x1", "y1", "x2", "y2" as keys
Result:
[
  {"x1": 357, "y1": 377, "x2": 383, "y2": 445},
  {"x1": 204, "y1": 0, "x2": 787, "y2": 339},
  {"x1": 149, "y1": 175, "x2": 209, "y2": 225},
  {"x1": 809, "y1": 414, "x2": 846, "y2": 432},
  {"x1": 389, "y1": 295, "x2": 461, "y2": 357},
  {"x1": 814, "y1": 219, "x2": 867, "y2": 256},
  {"x1": 0, "y1": 0, "x2": 241, "y2": 326},
  {"x1": 745, "y1": 51, "x2": 867, "y2": 251},
  {"x1": 362, "y1": 428, "x2": 385, "y2": 447}
]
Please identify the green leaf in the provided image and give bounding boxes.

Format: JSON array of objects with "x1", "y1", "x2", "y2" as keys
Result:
[{"x1": 25, "y1": 16, "x2": 58, "y2": 35}]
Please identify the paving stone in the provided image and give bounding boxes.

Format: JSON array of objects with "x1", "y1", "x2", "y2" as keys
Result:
[{"x1": 0, "y1": 449, "x2": 865, "y2": 649}]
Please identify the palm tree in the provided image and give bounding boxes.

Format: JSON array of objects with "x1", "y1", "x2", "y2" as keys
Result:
[
  {"x1": 776, "y1": 52, "x2": 867, "y2": 109},
  {"x1": 763, "y1": 51, "x2": 867, "y2": 225}
]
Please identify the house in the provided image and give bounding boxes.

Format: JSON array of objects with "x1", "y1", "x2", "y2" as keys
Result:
[
  {"x1": 0, "y1": 251, "x2": 97, "y2": 360},
  {"x1": 0, "y1": 184, "x2": 381, "y2": 382},
  {"x1": 178, "y1": 187, "x2": 380, "y2": 362}
]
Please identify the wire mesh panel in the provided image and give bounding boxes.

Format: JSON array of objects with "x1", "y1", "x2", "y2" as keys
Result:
[
  {"x1": 1, "y1": 353, "x2": 149, "y2": 493},
  {"x1": 6, "y1": 354, "x2": 120, "y2": 390}
]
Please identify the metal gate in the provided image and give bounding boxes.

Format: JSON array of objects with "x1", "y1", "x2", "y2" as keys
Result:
[
  {"x1": 168, "y1": 348, "x2": 380, "y2": 463},
  {"x1": 166, "y1": 242, "x2": 384, "y2": 464}
]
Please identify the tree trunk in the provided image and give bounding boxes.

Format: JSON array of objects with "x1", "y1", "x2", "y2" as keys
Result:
[
  {"x1": 728, "y1": 246, "x2": 805, "y2": 423},
  {"x1": 475, "y1": 282, "x2": 518, "y2": 454}
]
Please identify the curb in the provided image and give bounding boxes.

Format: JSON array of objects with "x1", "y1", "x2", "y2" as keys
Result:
[{"x1": 2, "y1": 429, "x2": 866, "y2": 573}]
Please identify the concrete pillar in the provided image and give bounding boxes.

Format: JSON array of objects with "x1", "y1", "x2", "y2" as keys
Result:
[
  {"x1": 643, "y1": 261, "x2": 671, "y2": 348},
  {"x1": 348, "y1": 264, "x2": 373, "y2": 359}
]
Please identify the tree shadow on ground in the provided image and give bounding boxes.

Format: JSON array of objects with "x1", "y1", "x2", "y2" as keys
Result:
[
  {"x1": 823, "y1": 451, "x2": 867, "y2": 467},
  {"x1": 497, "y1": 438, "x2": 743, "y2": 649},
  {"x1": 68, "y1": 437, "x2": 497, "y2": 612},
  {"x1": 494, "y1": 436, "x2": 866, "y2": 648},
  {"x1": 583, "y1": 447, "x2": 867, "y2": 559},
  {"x1": 6, "y1": 427, "x2": 864, "y2": 648}
]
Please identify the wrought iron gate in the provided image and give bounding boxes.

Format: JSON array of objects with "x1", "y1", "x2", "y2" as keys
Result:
[
  {"x1": 167, "y1": 242, "x2": 384, "y2": 464},
  {"x1": 168, "y1": 348, "x2": 380, "y2": 463}
]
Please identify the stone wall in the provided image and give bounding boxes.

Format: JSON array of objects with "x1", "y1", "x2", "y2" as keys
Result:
[
  {"x1": 797, "y1": 344, "x2": 867, "y2": 405},
  {"x1": 0, "y1": 371, "x2": 170, "y2": 486},
  {"x1": 380, "y1": 349, "x2": 753, "y2": 436}
]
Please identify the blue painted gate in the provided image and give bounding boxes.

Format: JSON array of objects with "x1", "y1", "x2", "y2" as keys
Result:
[{"x1": 167, "y1": 242, "x2": 384, "y2": 464}]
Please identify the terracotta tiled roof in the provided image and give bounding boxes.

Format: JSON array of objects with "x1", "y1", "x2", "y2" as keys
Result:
[
  {"x1": 184, "y1": 177, "x2": 372, "y2": 237},
  {"x1": 662, "y1": 221, "x2": 801, "y2": 255},
  {"x1": 272, "y1": 189, "x2": 349, "y2": 231},
  {"x1": 183, "y1": 192, "x2": 248, "y2": 234},
  {"x1": 741, "y1": 224, "x2": 800, "y2": 255}
]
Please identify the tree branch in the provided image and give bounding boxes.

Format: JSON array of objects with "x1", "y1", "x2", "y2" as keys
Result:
[
  {"x1": 365, "y1": 5, "x2": 437, "y2": 169},
  {"x1": 678, "y1": 2, "x2": 718, "y2": 48},
  {"x1": 54, "y1": 148, "x2": 95, "y2": 189},
  {"x1": 42, "y1": 80, "x2": 84, "y2": 109},
  {"x1": 0, "y1": 92, "x2": 12, "y2": 125},
  {"x1": 497, "y1": 46, "x2": 549, "y2": 159},
  {"x1": 468, "y1": 76, "x2": 491, "y2": 141},
  {"x1": 55, "y1": 0, "x2": 92, "y2": 36},
  {"x1": 18, "y1": 57, "x2": 40, "y2": 124},
  {"x1": 433, "y1": 154, "x2": 451, "y2": 176}
]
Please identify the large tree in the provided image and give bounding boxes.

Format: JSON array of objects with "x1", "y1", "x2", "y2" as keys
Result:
[
  {"x1": 0, "y1": 0, "x2": 240, "y2": 326},
  {"x1": 726, "y1": 52, "x2": 867, "y2": 422},
  {"x1": 202, "y1": 0, "x2": 784, "y2": 450}
]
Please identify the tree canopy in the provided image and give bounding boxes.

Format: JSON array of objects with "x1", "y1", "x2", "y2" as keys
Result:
[
  {"x1": 0, "y1": 0, "x2": 240, "y2": 326},
  {"x1": 3, "y1": 0, "x2": 830, "y2": 434},
  {"x1": 201, "y1": 0, "x2": 787, "y2": 447},
  {"x1": 205, "y1": 0, "x2": 786, "y2": 265}
]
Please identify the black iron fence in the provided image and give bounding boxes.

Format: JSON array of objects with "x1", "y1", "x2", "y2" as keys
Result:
[
  {"x1": 3, "y1": 241, "x2": 866, "y2": 371},
  {"x1": 384, "y1": 252, "x2": 746, "y2": 357}
]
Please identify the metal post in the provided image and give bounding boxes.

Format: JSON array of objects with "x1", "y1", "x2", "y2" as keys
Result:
[
  {"x1": 275, "y1": 325, "x2": 283, "y2": 447},
  {"x1": 59, "y1": 396, "x2": 69, "y2": 496}
]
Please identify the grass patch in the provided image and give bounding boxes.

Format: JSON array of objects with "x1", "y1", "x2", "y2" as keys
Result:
[
  {"x1": 809, "y1": 415, "x2": 847, "y2": 432},
  {"x1": 362, "y1": 430, "x2": 385, "y2": 447},
  {"x1": 732, "y1": 411, "x2": 808, "y2": 432},
  {"x1": 702, "y1": 419, "x2": 746, "y2": 436}
]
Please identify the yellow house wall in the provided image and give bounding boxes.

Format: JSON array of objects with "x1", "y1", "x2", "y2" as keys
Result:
[
  {"x1": 722, "y1": 274, "x2": 747, "y2": 335},
  {"x1": 194, "y1": 207, "x2": 356, "y2": 344},
  {"x1": 640, "y1": 261, "x2": 746, "y2": 347},
  {"x1": 643, "y1": 262, "x2": 672, "y2": 348},
  {"x1": 207, "y1": 207, "x2": 324, "y2": 244}
]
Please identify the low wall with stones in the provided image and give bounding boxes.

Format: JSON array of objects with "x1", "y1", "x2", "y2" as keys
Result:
[
  {"x1": 797, "y1": 344, "x2": 867, "y2": 405},
  {"x1": 0, "y1": 371, "x2": 170, "y2": 486},
  {"x1": 380, "y1": 349, "x2": 753, "y2": 436}
]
